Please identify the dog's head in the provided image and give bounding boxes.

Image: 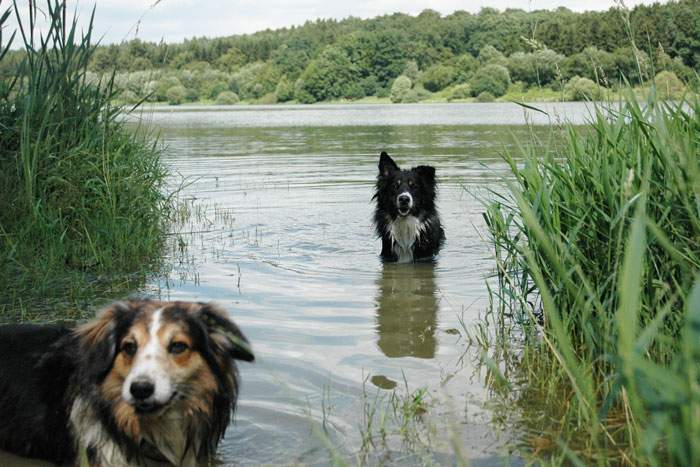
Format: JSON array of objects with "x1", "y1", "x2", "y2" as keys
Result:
[
  {"x1": 375, "y1": 151, "x2": 437, "y2": 218},
  {"x1": 75, "y1": 300, "x2": 253, "y2": 438}
]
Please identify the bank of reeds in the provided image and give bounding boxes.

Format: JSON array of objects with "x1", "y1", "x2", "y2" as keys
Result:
[
  {"x1": 483, "y1": 93, "x2": 700, "y2": 465},
  {"x1": 0, "y1": 1, "x2": 172, "y2": 319}
]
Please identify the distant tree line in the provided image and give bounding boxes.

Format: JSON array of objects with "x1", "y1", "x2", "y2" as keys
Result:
[{"x1": 3, "y1": 1, "x2": 697, "y2": 103}]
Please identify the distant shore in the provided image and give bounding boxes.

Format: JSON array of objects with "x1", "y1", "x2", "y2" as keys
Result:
[{"x1": 126, "y1": 84, "x2": 675, "y2": 108}]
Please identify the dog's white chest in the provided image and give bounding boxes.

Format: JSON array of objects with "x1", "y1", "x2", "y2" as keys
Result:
[{"x1": 388, "y1": 215, "x2": 423, "y2": 263}]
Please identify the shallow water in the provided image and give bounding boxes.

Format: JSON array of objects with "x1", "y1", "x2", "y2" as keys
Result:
[{"x1": 121, "y1": 102, "x2": 591, "y2": 465}]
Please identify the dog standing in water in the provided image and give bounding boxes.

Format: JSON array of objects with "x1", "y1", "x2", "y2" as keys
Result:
[
  {"x1": 0, "y1": 300, "x2": 254, "y2": 466},
  {"x1": 373, "y1": 151, "x2": 445, "y2": 263}
]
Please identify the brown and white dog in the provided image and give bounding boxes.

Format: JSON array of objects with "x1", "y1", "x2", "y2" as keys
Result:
[{"x1": 0, "y1": 300, "x2": 254, "y2": 466}]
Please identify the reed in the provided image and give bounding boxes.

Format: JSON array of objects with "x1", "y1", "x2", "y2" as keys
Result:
[
  {"x1": 483, "y1": 93, "x2": 700, "y2": 464},
  {"x1": 0, "y1": 0, "x2": 172, "y2": 319}
]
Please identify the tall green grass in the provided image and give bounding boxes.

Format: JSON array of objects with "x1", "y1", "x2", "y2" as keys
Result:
[
  {"x1": 483, "y1": 94, "x2": 700, "y2": 464},
  {"x1": 0, "y1": 1, "x2": 172, "y2": 320}
]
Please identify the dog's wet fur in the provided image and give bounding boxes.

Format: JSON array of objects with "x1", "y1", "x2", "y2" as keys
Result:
[
  {"x1": 373, "y1": 151, "x2": 445, "y2": 263},
  {"x1": 0, "y1": 300, "x2": 254, "y2": 466}
]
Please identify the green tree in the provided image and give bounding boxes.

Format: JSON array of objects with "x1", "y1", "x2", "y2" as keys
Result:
[
  {"x1": 156, "y1": 76, "x2": 182, "y2": 101},
  {"x1": 89, "y1": 47, "x2": 116, "y2": 72},
  {"x1": 453, "y1": 53, "x2": 479, "y2": 83},
  {"x1": 390, "y1": 75, "x2": 413, "y2": 103},
  {"x1": 293, "y1": 78, "x2": 315, "y2": 104},
  {"x1": 170, "y1": 50, "x2": 196, "y2": 69},
  {"x1": 508, "y1": 49, "x2": 564, "y2": 86},
  {"x1": 403, "y1": 60, "x2": 420, "y2": 82},
  {"x1": 81, "y1": 1, "x2": 700, "y2": 103},
  {"x1": 653, "y1": 70, "x2": 685, "y2": 100},
  {"x1": 215, "y1": 47, "x2": 246, "y2": 72},
  {"x1": 166, "y1": 85, "x2": 187, "y2": 105},
  {"x1": 295, "y1": 45, "x2": 360, "y2": 102},
  {"x1": 561, "y1": 47, "x2": 616, "y2": 84},
  {"x1": 612, "y1": 47, "x2": 651, "y2": 84},
  {"x1": 215, "y1": 90, "x2": 240, "y2": 104},
  {"x1": 232, "y1": 62, "x2": 280, "y2": 100},
  {"x1": 564, "y1": 76, "x2": 602, "y2": 101},
  {"x1": 205, "y1": 81, "x2": 229, "y2": 100},
  {"x1": 275, "y1": 76, "x2": 295, "y2": 102},
  {"x1": 478, "y1": 45, "x2": 507, "y2": 66},
  {"x1": 337, "y1": 31, "x2": 407, "y2": 88},
  {"x1": 476, "y1": 91, "x2": 495, "y2": 102},
  {"x1": 470, "y1": 64, "x2": 511, "y2": 97},
  {"x1": 421, "y1": 64, "x2": 457, "y2": 92}
]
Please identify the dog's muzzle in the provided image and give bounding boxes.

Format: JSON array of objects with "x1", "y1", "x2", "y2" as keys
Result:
[
  {"x1": 397, "y1": 192, "x2": 413, "y2": 216},
  {"x1": 129, "y1": 378, "x2": 167, "y2": 414}
]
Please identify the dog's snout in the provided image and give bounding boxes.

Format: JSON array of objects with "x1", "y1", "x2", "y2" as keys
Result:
[
  {"x1": 130, "y1": 380, "x2": 155, "y2": 401},
  {"x1": 398, "y1": 193, "x2": 411, "y2": 205}
]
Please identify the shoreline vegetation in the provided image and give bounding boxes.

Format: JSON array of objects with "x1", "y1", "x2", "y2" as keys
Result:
[
  {"x1": 481, "y1": 94, "x2": 700, "y2": 464},
  {"x1": 123, "y1": 83, "x2": 674, "y2": 106},
  {"x1": 0, "y1": 1, "x2": 173, "y2": 320},
  {"x1": 2, "y1": 2, "x2": 697, "y2": 107}
]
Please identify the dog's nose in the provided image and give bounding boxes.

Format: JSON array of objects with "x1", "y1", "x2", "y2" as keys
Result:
[
  {"x1": 398, "y1": 193, "x2": 411, "y2": 205},
  {"x1": 130, "y1": 380, "x2": 155, "y2": 401}
]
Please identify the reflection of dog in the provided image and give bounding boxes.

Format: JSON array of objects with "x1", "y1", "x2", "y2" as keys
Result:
[
  {"x1": 0, "y1": 300, "x2": 254, "y2": 466},
  {"x1": 375, "y1": 263, "x2": 438, "y2": 359},
  {"x1": 373, "y1": 151, "x2": 445, "y2": 263}
]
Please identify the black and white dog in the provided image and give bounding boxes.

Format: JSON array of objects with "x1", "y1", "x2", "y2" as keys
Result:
[{"x1": 373, "y1": 151, "x2": 445, "y2": 263}]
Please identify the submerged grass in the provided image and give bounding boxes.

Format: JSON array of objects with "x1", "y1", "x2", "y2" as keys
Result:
[
  {"x1": 482, "y1": 92, "x2": 700, "y2": 464},
  {"x1": 0, "y1": 1, "x2": 173, "y2": 320}
]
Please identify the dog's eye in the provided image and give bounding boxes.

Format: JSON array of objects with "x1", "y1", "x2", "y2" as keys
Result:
[
  {"x1": 408, "y1": 180, "x2": 414, "y2": 187},
  {"x1": 121, "y1": 341, "x2": 137, "y2": 357},
  {"x1": 168, "y1": 341, "x2": 189, "y2": 355},
  {"x1": 394, "y1": 181, "x2": 401, "y2": 188}
]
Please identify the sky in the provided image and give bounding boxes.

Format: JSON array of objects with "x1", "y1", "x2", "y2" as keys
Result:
[{"x1": 6, "y1": 0, "x2": 666, "y2": 45}]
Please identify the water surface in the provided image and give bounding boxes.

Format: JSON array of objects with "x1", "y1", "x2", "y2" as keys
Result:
[{"x1": 127, "y1": 102, "x2": 590, "y2": 465}]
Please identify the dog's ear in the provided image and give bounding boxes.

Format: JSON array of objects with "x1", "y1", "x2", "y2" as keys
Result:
[
  {"x1": 75, "y1": 301, "x2": 135, "y2": 382},
  {"x1": 414, "y1": 165, "x2": 436, "y2": 184},
  {"x1": 195, "y1": 303, "x2": 254, "y2": 362},
  {"x1": 379, "y1": 151, "x2": 399, "y2": 177}
]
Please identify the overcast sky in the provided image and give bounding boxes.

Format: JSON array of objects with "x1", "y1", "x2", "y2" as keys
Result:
[{"x1": 7, "y1": 0, "x2": 666, "y2": 45}]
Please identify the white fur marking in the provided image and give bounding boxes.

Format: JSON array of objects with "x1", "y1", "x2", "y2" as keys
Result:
[
  {"x1": 71, "y1": 397, "x2": 130, "y2": 466},
  {"x1": 122, "y1": 308, "x2": 174, "y2": 406},
  {"x1": 387, "y1": 215, "x2": 427, "y2": 263}
]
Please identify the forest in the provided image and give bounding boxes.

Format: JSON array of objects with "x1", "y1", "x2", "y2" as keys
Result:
[{"x1": 2, "y1": 0, "x2": 699, "y2": 104}]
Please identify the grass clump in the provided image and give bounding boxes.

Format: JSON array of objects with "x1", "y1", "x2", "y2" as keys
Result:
[
  {"x1": 483, "y1": 94, "x2": 700, "y2": 464},
  {"x1": 0, "y1": 1, "x2": 172, "y2": 319}
]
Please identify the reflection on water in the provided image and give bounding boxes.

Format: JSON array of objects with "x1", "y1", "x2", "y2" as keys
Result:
[
  {"x1": 117, "y1": 103, "x2": 587, "y2": 464},
  {"x1": 375, "y1": 263, "x2": 438, "y2": 359}
]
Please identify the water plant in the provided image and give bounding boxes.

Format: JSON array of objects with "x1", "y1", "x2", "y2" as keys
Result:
[
  {"x1": 483, "y1": 93, "x2": 700, "y2": 464},
  {"x1": 0, "y1": 0, "x2": 173, "y2": 319}
]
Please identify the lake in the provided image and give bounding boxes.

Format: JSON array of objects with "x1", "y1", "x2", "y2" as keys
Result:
[{"x1": 125, "y1": 102, "x2": 591, "y2": 465}]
